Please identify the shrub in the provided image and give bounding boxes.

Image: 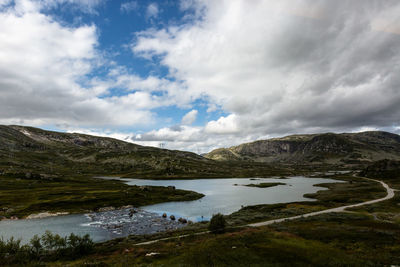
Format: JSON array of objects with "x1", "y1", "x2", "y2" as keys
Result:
[
  {"x1": 208, "y1": 213, "x2": 226, "y2": 234},
  {"x1": 0, "y1": 231, "x2": 94, "y2": 264},
  {"x1": 66, "y1": 233, "x2": 94, "y2": 257},
  {"x1": 29, "y1": 234, "x2": 43, "y2": 258},
  {"x1": 42, "y1": 230, "x2": 67, "y2": 251}
]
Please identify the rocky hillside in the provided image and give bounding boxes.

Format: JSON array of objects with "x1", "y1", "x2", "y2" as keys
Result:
[
  {"x1": 205, "y1": 131, "x2": 400, "y2": 165},
  {"x1": 0, "y1": 125, "x2": 220, "y2": 178}
]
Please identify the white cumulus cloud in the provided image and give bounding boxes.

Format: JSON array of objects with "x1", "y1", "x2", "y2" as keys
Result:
[{"x1": 181, "y1": 109, "x2": 198, "y2": 125}]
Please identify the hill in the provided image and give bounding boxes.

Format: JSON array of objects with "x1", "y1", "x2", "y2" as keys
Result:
[
  {"x1": 360, "y1": 159, "x2": 400, "y2": 179},
  {"x1": 205, "y1": 131, "x2": 400, "y2": 165},
  {"x1": 0, "y1": 125, "x2": 219, "y2": 178},
  {"x1": 0, "y1": 125, "x2": 286, "y2": 179}
]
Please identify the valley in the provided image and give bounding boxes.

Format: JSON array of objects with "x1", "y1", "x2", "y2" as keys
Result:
[{"x1": 1, "y1": 125, "x2": 400, "y2": 266}]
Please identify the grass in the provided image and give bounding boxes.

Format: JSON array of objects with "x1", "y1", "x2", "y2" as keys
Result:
[
  {"x1": 54, "y1": 224, "x2": 376, "y2": 266},
  {"x1": 0, "y1": 175, "x2": 203, "y2": 219},
  {"x1": 270, "y1": 212, "x2": 400, "y2": 265}
]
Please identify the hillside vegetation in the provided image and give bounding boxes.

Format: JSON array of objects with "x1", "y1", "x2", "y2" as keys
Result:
[
  {"x1": 0, "y1": 125, "x2": 288, "y2": 179},
  {"x1": 205, "y1": 131, "x2": 400, "y2": 165}
]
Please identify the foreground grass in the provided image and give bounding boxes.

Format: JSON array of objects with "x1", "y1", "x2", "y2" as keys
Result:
[
  {"x1": 55, "y1": 213, "x2": 398, "y2": 266},
  {"x1": 0, "y1": 175, "x2": 203, "y2": 219}
]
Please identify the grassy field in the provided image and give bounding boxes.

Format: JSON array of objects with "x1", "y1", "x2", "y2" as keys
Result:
[{"x1": 0, "y1": 175, "x2": 203, "y2": 219}]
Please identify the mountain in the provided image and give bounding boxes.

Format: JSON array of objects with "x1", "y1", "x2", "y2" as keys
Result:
[
  {"x1": 0, "y1": 125, "x2": 215, "y2": 178},
  {"x1": 0, "y1": 125, "x2": 286, "y2": 178},
  {"x1": 205, "y1": 131, "x2": 400, "y2": 165}
]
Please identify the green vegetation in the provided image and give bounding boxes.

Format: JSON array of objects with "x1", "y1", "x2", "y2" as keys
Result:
[
  {"x1": 269, "y1": 212, "x2": 400, "y2": 265},
  {"x1": 0, "y1": 175, "x2": 203, "y2": 219},
  {"x1": 360, "y1": 159, "x2": 400, "y2": 189},
  {"x1": 244, "y1": 182, "x2": 285, "y2": 188},
  {"x1": 0, "y1": 231, "x2": 94, "y2": 265},
  {"x1": 208, "y1": 213, "x2": 226, "y2": 234},
  {"x1": 51, "y1": 215, "x2": 395, "y2": 266}
]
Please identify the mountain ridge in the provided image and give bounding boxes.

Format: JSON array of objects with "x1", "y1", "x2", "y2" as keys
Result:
[
  {"x1": 0, "y1": 125, "x2": 286, "y2": 178},
  {"x1": 205, "y1": 131, "x2": 400, "y2": 164}
]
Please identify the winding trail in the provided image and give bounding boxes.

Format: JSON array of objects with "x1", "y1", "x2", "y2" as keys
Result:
[
  {"x1": 248, "y1": 178, "x2": 394, "y2": 227},
  {"x1": 135, "y1": 177, "x2": 395, "y2": 246}
]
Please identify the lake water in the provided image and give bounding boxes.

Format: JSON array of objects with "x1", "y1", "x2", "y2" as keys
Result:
[
  {"x1": 0, "y1": 176, "x2": 342, "y2": 243},
  {"x1": 125, "y1": 176, "x2": 340, "y2": 221}
]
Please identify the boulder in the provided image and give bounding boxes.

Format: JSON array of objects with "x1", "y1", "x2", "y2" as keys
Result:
[{"x1": 178, "y1": 217, "x2": 187, "y2": 224}]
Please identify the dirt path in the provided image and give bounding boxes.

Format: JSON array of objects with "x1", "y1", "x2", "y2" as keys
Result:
[
  {"x1": 136, "y1": 177, "x2": 395, "y2": 246},
  {"x1": 248, "y1": 178, "x2": 394, "y2": 227}
]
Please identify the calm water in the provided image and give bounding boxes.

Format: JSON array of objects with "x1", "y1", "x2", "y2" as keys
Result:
[
  {"x1": 0, "y1": 176, "x2": 342, "y2": 243},
  {"x1": 125, "y1": 176, "x2": 340, "y2": 221}
]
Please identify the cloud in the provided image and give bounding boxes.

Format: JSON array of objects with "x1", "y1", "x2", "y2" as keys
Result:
[
  {"x1": 0, "y1": 0, "x2": 11, "y2": 8},
  {"x1": 205, "y1": 114, "x2": 238, "y2": 134},
  {"x1": 128, "y1": 124, "x2": 248, "y2": 153},
  {"x1": 146, "y1": 2, "x2": 158, "y2": 19},
  {"x1": 181, "y1": 109, "x2": 198, "y2": 125},
  {"x1": 133, "y1": 0, "x2": 400, "y2": 140},
  {"x1": 120, "y1": 1, "x2": 138, "y2": 13},
  {"x1": 0, "y1": 0, "x2": 163, "y2": 128}
]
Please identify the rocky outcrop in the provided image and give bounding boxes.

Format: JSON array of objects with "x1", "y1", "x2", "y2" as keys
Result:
[{"x1": 205, "y1": 131, "x2": 400, "y2": 164}]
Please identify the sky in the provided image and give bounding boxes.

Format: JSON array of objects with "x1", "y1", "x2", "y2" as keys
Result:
[{"x1": 0, "y1": 0, "x2": 400, "y2": 153}]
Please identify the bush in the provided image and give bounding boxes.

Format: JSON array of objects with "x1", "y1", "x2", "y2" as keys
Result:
[
  {"x1": 67, "y1": 233, "x2": 94, "y2": 257},
  {"x1": 0, "y1": 231, "x2": 94, "y2": 264},
  {"x1": 208, "y1": 213, "x2": 226, "y2": 234}
]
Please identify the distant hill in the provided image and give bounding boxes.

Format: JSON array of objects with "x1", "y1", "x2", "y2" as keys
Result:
[
  {"x1": 205, "y1": 131, "x2": 400, "y2": 165},
  {"x1": 360, "y1": 159, "x2": 400, "y2": 179},
  {"x1": 0, "y1": 125, "x2": 285, "y2": 178},
  {"x1": 0, "y1": 125, "x2": 216, "y2": 178}
]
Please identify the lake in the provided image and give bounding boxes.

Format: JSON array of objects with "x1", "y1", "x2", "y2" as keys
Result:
[
  {"x1": 125, "y1": 176, "x2": 340, "y2": 221},
  {"x1": 0, "y1": 176, "x2": 342, "y2": 243}
]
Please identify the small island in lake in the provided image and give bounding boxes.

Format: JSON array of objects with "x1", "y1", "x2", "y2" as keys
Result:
[{"x1": 243, "y1": 182, "x2": 286, "y2": 188}]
